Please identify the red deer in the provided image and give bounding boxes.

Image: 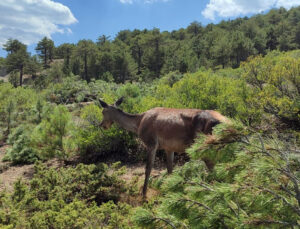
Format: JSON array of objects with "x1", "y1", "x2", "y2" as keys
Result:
[{"x1": 98, "y1": 97, "x2": 228, "y2": 198}]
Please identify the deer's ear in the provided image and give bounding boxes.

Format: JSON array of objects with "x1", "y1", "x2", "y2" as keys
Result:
[
  {"x1": 114, "y1": 97, "x2": 124, "y2": 107},
  {"x1": 99, "y1": 99, "x2": 108, "y2": 108}
]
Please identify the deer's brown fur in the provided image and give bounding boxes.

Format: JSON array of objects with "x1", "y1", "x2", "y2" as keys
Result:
[{"x1": 98, "y1": 98, "x2": 228, "y2": 198}]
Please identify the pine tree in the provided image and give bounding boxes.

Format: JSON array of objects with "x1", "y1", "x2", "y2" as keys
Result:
[
  {"x1": 134, "y1": 122, "x2": 300, "y2": 228},
  {"x1": 74, "y1": 39, "x2": 96, "y2": 82},
  {"x1": 4, "y1": 39, "x2": 29, "y2": 87},
  {"x1": 35, "y1": 37, "x2": 55, "y2": 68}
]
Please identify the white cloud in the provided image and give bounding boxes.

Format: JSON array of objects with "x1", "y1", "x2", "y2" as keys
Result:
[
  {"x1": 119, "y1": 0, "x2": 169, "y2": 4},
  {"x1": 202, "y1": 0, "x2": 300, "y2": 20},
  {"x1": 0, "y1": 0, "x2": 77, "y2": 47}
]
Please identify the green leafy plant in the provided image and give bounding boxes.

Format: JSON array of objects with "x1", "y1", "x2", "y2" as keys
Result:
[
  {"x1": 3, "y1": 125, "x2": 39, "y2": 164},
  {"x1": 242, "y1": 52, "x2": 300, "y2": 128},
  {"x1": 31, "y1": 105, "x2": 74, "y2": 160},
  {"x1": 77, "y1": 104, "x2": 141, "y2": 162}
]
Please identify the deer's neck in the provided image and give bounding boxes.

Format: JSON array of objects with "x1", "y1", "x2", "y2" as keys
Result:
[{"x1": 112, "y1": 110, "x2": 143, "y2": 134}]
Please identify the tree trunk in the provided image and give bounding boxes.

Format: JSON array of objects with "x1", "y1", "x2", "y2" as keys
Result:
[
  {"x1": 49, "y1": 48, "x2": 53, "y2": 62},
  {"x1": 84, "y1": 53, "x2": 89, "y2": 82},
  {"x1": 44, "y1": 47, "x2": 47, "y2": 68},
  {"x1": 19, "y1": 65, "x2": 23, "y2": 87},
  {"x1": 137, "y1": 47, "x2": 142, "y2": 75},
  {"x1": 7, "y1": 117, "x2": 10, "y2": 136},
  {"x1": 66, "y1": 52, "x2": 70, "y2": 69},
  {"x1": 155, "y1": 38, "x2": 160, "y2": 77}
]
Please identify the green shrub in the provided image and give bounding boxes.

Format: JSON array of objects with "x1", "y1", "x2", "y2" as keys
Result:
[
  {"x1": 0, "y1": 83, "x2": 38, "y2": 137},
  {"x1": 135, "y1": 123, "x2": 300, "y2": 228},
  {"x1": 77, "y1": 104, "x2": 142, "y2": 162},
  {"x1": 30, "y1": 162, "x2": 127, "y2": 204},
  {"x1": 44, "y1": 76, "x2": 119, "y2": 104},
  {"x1": 45, "y1": 76, "x2": 89, "y2": 104},
  {"x1": 27, "y1": 99, "x2": 44, "y2": 124},
  {"x1": 31, "y1": 105, "x2": 74, "y2": 160},
  {"x1": 131, "y1": 70, "x2": 259, "y2": 125},
  {"x1": 31, "y1": 200, "x2": 132, "y2": 229},
  {"x1": 0, "y1": 162, "x2": 132, "y2": 228},
  {"x1": 8, "y1": 71, "x2": 18, "y2": 87},
  {"x1": 242, "y1": 53, "x2": 300, "y2": 127},
  {"x1": 3, "y1": 125, "x2": 39, "y2": 164}
]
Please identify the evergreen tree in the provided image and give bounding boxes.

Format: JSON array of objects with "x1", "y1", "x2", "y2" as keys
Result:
[
  {"x1": 97, "y1": 35, "x2": 110, "y2": 46},
  {"x1": 4, "y1": 39, "x2": 29, "y2": 87},
  {"x1": 74, "y1": 39, "x2": 96, "y2": 82},
  {"x1": 111, "y1": 40, "x2": 137, "y2": 83},
  {"x1": 212, "y1": 33, "x2": 231, "y2": 69},
  {"x1": 3, "y1": 39, "x2": 25, "y2": 54},
  {"x1": 35, "y1": 37, "x2": 55, "y2": 68},
  {"x1": 266, "y1": 27, "x2": 278, "y2": 50},
  {"x1": 230, "y1": 31, "x2": 255, "y2": 67},
  {"x1": 141, "y1": 29, "x2": 164, "y2": 79},
  {"x1": 56, "y1": 43, "x2": 75, "y2": 74},
  {"x1": 25, "y1": 55, "x2": 41, "y2": 79},
  {"x1": 130, "y1": 35, "x2": 144, "y2": 75},
  {"x1": 116, "y1": 30, "x2": 132, "y2": 45},
  {"x1": 187, "y1": 21, "x2": 203, "y2": 37}
]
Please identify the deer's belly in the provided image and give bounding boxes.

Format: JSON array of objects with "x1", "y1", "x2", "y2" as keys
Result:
[{"x1": 158, "y1": 137, "x2": 191, "y2": 153}]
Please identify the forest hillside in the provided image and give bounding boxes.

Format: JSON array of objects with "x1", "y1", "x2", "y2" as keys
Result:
[{"x1": 0, "y1": 6, "x2": 299, "y2": 229}]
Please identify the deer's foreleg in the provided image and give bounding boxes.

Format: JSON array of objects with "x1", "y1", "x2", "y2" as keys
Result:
[
  {"x1": 166, "y1": 151, "x2": 174, "y2": 174},
  {"x1": 143, "y1": 143, "x2": 158, "y2": 198}
]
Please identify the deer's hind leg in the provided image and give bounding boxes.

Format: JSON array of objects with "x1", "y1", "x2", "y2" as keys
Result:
[
  {"x1": 142, "y1": 141, "x2": 158, "y2": 198},
  {"x1": 166, "y1": 151, "x2": 174, "y2": 174}
]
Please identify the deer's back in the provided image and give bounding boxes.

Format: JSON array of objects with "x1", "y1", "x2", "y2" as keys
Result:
[{"x1": 138, "y1": 107, "x2": 227, "y2": 152}]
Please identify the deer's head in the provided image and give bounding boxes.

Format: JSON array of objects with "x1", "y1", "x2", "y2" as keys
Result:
[{"x1": 98, "y1": 97, "x2": 124, "y2": 129}]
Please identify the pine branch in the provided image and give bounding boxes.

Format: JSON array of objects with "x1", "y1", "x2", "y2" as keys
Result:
[
  {"x1": 152, "y1": 217, "x2": 177, "y2": 229},
  {"x1": 241, "y1": 134, "x2": 300, "y2": 208},
  {"x1": 178, "y1": 198, "x2": 213, "y2": 211},
  {"x1": 247, "y1": 219, "x2": 299, "y2": 227},
  {"x1": 280, "y1": 184, "x2": 295, "y2": 197},
  {"x1": 185, "y1": 181, "x2": 215, "y2": 192},
  {"x1": 257, "y1": 134, "x2": 266, "y2": 152},
  {"x1": 280, "y1": 146, "x2": 300, "y2": 207},
  {"x1": 225, "y1": 200, "x2": 239, "y2": 218},
  {"x1": 260, "y1": 187, "x2": 300, "y2": 216}
]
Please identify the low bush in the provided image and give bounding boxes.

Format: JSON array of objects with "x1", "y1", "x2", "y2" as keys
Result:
[
  {"x1": 0, "y1": 162, "x2": 132, "y2": 228},
  {"x1": 77, "y1": 104, "x2": 143, "y2": 163},
  {"x1": 30, "y1": 162, "x2": 127, "y2": 204},
  {"x1": 3, "y1": 125, "x2": 39, "y2": 164},
  {"x1": 242, "y1": 52, "x2": 300, "y2": 128},
  {"x1": 31, "y1": 105, "x2": 75, "y2": 160},
  {"x1": 0, "y1": 83, "x2": 38, "y2": 136}
]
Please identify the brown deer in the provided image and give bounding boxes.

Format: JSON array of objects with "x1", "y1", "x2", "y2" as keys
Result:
[{"x1": 98, "y1": 97, "x2": 228, "y2": 198}]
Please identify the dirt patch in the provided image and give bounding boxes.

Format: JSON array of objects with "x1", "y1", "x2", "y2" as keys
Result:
[
  {"x1": 119, "y1": 163, "x2": 165, "y2": 205},
  {"x1": 0, "y1": 145, "x2": 64, "y2": 192},
  {"x1": 0, "y1": 145, "x2": 34, "y2": 191},
  {"x1": 121, "y1": 163, "x2": 164, "y2": 186},
  {"x1": 0, "y1": 75, "x2": 8, "y2": 82},
  {"x1": 0, "y1": 145, "x2": 11, "y2": 172}
]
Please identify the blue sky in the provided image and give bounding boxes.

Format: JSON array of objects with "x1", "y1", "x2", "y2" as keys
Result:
[
  {"x1": 1, "y1": 0, "x2": 300, "y2": 57},
  {"x1": 50, "y1": 0, "x2": 211, "y2": 45}
]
